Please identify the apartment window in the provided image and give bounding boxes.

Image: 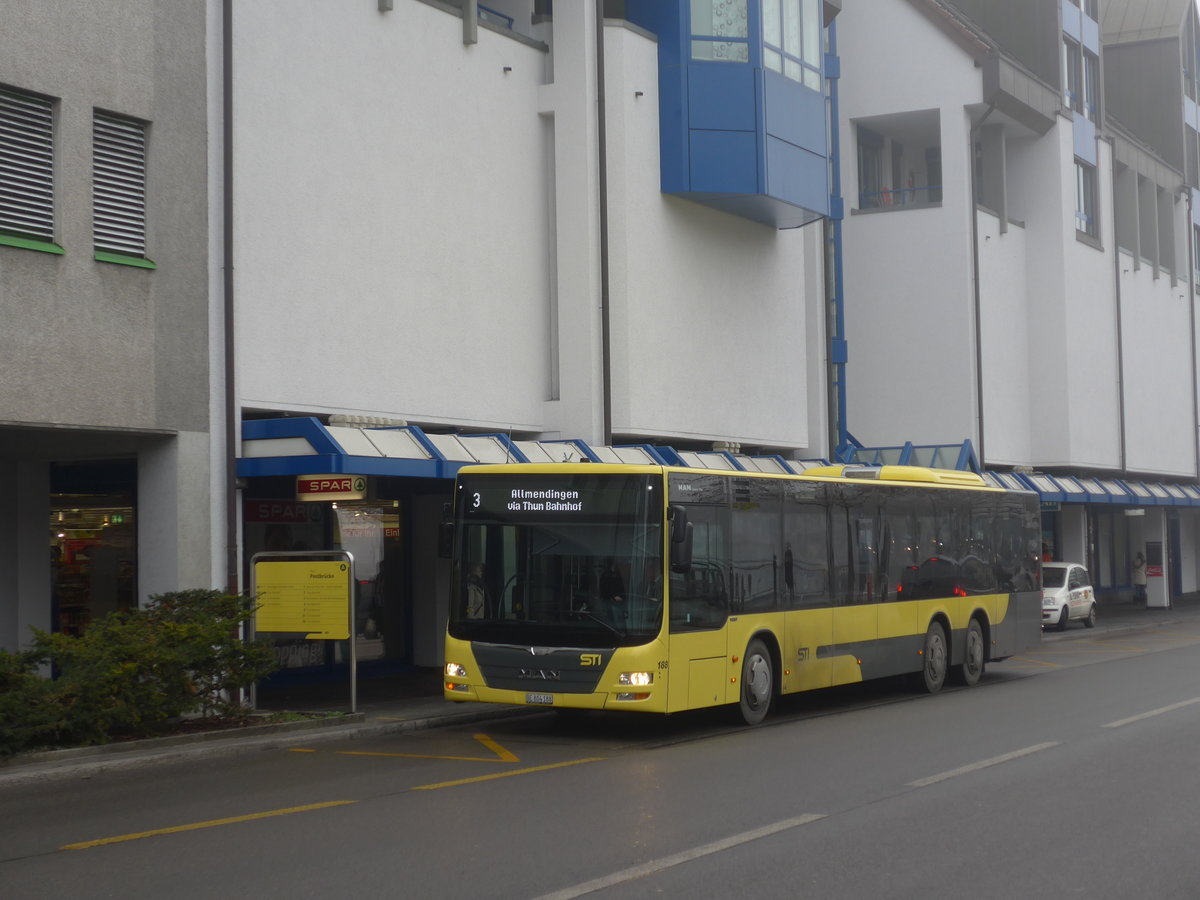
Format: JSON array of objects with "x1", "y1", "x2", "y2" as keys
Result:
[
  {"x1": 0, "y1": 87, "x2": 58, "y2": 249},
  {"x1": 1082, "y1": 50, "x2": 1099, "y2": 121},
  {"x1": 762, "y1": 0, "x2": 822, "y2": 90},
  {"x1": 857, "y1": 126, "x2": 884, "y2": 208},
  {"x1": 1075, "y1": 161, "x2": 1097, "y2": 237},
  {"x1": 690, "y1": 0, "x2": 749, "y2": 62},
  {"x1": 93, "y1": 111, "x2": 153, "y2": 266},
  {"x1": 1063, "y1": 38, "x2": 1081, "y2": 114}
]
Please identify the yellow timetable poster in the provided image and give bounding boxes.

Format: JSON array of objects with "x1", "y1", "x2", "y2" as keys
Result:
[{"x1": 254, "y1": 559, "x2": 351, "y2": 639}]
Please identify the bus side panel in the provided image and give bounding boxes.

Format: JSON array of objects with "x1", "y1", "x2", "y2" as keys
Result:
[
  {"x1": 667, "y1": 629, "x2": 728, "y2": 712},
  {"x1": 783, "y1": 607, "x2": 834, "y2": 693},
  {"x1": 828, "y1": 604, "x2": 877, "y2": 686},
  {"x1": 990, "y1": 589, "x2": 1042, "y2": 658}
]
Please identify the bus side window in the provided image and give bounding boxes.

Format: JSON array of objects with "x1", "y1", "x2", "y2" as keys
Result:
[
  {"x1": 732, "y1": 479, "x2": 781, "y2": 613},
  {"x1": 783, "y1": 500, "x2": 829, "y2": 608},
  {"x1": 669, "y1": 506, "x2": 729, "y2": 631}
]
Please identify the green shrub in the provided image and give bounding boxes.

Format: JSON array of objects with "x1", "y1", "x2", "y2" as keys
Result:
[
  {"x1": 0, "y1": 648, "x2": 64, "y2": 757},
  {"x1": 1, "y1": 590, "x2": 278, "y2": 755}
]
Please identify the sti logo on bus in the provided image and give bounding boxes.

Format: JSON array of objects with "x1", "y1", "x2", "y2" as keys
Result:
[{"x1": 580, "y1": 653, "x2": 602, "y2": 666}]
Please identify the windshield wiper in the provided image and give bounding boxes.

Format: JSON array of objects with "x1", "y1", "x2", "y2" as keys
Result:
[{"x1": 568, "y1": 607, "x2": 624, "y2": 639}]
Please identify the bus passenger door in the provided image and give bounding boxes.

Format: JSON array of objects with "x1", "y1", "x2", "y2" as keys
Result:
[
  {"x1": 829, "y1": 492, "x2": 880, "y2": 686},
  {"x1": 781, "y1": 485, "x2": 833, "y2": 693},
  {"x1": 666, "y1": 505, "x2": 729, "y2": 712}
]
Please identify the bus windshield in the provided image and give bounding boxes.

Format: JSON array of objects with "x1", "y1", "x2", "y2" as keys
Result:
[{"x1": 447, "y1": 472, "x2": 664, "y2": 647}]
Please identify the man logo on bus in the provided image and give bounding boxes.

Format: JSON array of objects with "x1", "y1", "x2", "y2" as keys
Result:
[{"x1": 580, "y1": 653, "x2": 602, "y2": 666}]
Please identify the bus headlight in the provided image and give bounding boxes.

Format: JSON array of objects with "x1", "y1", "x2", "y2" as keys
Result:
[
  {"x1": 445, "y1": 662, "x2": 468, "y2": 678},
  {"x1": 618, "y1": 672, "x2": 653, "y2": 686}
]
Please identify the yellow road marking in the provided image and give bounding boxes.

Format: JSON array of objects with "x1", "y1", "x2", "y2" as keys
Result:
[
  {"x1": 61, "y1": 801, "x2": 355, "y2": 850},
  {"x1": 1010, "y1": 656, "x2": 1060, "y2": 668},
  {"x1": 318, "y1": 733, "x2": 520, "y2": 764},
  {"x1": 414, "y1": 757, "x2": 605, "y2": 790},
  {"x1": 474, "y1": 733, "x2": 519, "y2": 762}
]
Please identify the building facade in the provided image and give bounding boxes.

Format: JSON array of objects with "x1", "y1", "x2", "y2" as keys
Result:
[
  {"x1": 230, "y1": 0, "x2": 838, "y2": 677},
  {"x1": 837, "y1": 0, "x2": 1200, "y2": 604},
  {"x1": 0, "y1": 1, "x2": 221, "y2": 651}
]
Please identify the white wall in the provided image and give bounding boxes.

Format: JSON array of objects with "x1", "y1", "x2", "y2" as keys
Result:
[
  {"x1": 1061, "y1": 139, "x2": 1121, "y2": 469},
  {"x1": 1120, "y1": 246, "x2": 1197, "y2": 476},
  {"x1": 978, "y1": 208, "x2": 1033, "y2": 465},
  {"x1": 233, "y1": 4, "x2": 825, "y2": 454},
  {"x1": 233, "y1": 1, "x2": 553, "y2": 433},
  {"x1": 838, "y1": 0, "x2": 984, "y2": 447},
  {"x1": 604, "y1": 24, "x2": 817, "y2": 450}
]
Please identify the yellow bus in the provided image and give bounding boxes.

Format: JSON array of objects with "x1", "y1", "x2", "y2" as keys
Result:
[{"x1": 442, "y1": 463, "x2": 1041, "y2": 724}]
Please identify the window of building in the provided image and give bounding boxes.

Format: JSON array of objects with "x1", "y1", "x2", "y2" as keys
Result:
[
  {"x1": 93, "y1": 110, "x2": 154, "y2": 266},
  {"x1": 1075, "y1": 160, "x2": 1097, "y2": 237},
  {"x1": 1193, "y1": 224, "x2": 1200, "y2": 289},
  {"x1": 51, "y1": 460, "x2": 137, "y2": 635},
  {"x1": 1063, "y1": 38, "x2": 1081, "y2": 114},
  {"x1": 762, "y1": 0, "x2": 822, "y2": 90},
  {"x1": 690, "y1": 0, "x2": 749, "y2": 62},
  {"x1": 1082, "y1": 50, "x2": 1098, "y2": 121},
  {"x1": 854, "y1": 112, "x2": 941, "y2": 211},
  {"x1": 0, "y1": 86, "x2": 59, "y2": 251}
]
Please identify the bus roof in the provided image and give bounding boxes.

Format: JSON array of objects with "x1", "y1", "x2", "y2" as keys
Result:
[{"x1": 455, "y1": 462, "x2": 1000, "y2": 490}]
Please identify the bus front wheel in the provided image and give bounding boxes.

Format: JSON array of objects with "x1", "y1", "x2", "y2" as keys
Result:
[
  {"x1": 739, "y1": 639, "x2": 774, "y2": 725},
  {"x1": 916, "y1": 621, "x2": 947, "y2": 694}
]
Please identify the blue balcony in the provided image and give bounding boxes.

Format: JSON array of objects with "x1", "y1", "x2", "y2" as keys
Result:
[{"x1": 626, "y1": 0, "x2": 833, "y2": 229}]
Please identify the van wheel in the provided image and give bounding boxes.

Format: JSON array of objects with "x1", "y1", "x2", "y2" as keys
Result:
[
  {"x1": 1084, "y1": 605, "x2": 1097, "y2": 628},
  {"x1": 739, "y1": 639, "x2": 774, "y2": 725},
  {"x1": 954, "y1": 618, "x2": 985, "y2": 687},
  {"x1": 915, "y1": 621, "x2": 947, "y2": 694}
]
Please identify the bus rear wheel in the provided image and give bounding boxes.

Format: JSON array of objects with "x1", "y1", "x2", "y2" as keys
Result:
[
  {"x1": 739, "y1": 639, "x2": 774, "y2": 725},
  {"x1": 954, "y1": 618, "x2": 985, "y2": 687},
  {"x1": 915, "y1": 621, "x2": 947, "y2": 694}
]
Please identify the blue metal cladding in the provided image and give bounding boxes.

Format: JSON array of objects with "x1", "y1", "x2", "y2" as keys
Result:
[{"x1": 625, "y1": 0, "x2": 830, "y2": 229}]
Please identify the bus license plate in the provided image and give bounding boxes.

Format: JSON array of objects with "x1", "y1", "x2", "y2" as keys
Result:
[{"x1": 526, "y1": 693, "x2": 554, "y2": 705}]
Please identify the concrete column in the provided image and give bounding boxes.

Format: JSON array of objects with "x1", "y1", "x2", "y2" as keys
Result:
[
  {"x1": 1061, "y1": 503, "x2": 1088, "y2": 563},
  {"x1": 137, "y1": 432, "x2": 215, "y2": 604},
  {"x1": 541, "y1": 0, "x2": 605, "y2": 444},
  {"x1": 411, "y1": 494, "x2": 450, "y2": 668},
  {"x1": 1145, "y1": 509, "x2": 1171, "y2": 608},
  {"x1": 0, "y1": 462, "x2": 51, "y2": 651}
]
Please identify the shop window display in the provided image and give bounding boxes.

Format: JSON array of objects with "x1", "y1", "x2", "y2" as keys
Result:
[{"x1": 51, "y1": 496, "x2": 136, "y2": 634}]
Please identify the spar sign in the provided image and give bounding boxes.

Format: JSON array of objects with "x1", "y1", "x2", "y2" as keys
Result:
[{"x1": 296, "y1": 474, "x2": 367, "y2": 502}]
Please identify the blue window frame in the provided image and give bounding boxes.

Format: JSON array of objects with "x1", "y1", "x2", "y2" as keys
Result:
[
  {"x1": 689, "y1": 0, "x2": 750, "y2": 63},
  {"x1": 762, "y1": 0, "x2": 822, "y2": 90}
]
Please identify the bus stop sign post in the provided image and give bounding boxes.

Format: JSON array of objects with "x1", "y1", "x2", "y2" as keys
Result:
[{"x1": 250, "y1": 550, "x2": 358, "y2": 713}]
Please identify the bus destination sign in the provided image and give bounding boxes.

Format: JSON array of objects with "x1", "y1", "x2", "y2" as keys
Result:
[{"x1": 459, "y1": 474, "x2": 657, "y2": 523}]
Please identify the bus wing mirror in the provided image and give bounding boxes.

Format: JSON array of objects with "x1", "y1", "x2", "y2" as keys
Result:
[{"x1": 669, "y1": 506, "x2": 692, "y2": 574}]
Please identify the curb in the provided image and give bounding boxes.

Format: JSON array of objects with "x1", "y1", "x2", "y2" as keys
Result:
[{"x1": 0, "y1": 703, "x2": 535, "y2": 789}]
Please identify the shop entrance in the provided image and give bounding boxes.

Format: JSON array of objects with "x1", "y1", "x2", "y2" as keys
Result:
[
  {"x1": 243, "y1": 485, "x2": 414, "y2": 686},
  {"x1": 50, "y1": 460, "x2": 137, "y2": 635}
]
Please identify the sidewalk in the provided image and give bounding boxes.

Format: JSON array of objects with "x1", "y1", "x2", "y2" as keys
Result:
[{"x1": 4, "y1": 592, "x2": 1199, "y2": 788}]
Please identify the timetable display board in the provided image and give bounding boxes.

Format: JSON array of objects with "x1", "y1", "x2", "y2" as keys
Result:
[{"x1": 253, "y1": 557, "x2": 352, "y2": 640}]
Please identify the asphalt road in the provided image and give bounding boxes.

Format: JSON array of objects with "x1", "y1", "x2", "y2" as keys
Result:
[{"x1": 4, "y1": 622, "x2": 1200, "y2": 899}]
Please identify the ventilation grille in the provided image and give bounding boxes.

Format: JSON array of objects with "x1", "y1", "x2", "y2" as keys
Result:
[
  {"x1": 0, "y1": 89, "x2": 55, "y2": 240},
  {"x1": 93, "y1": 112, "x2": 147, "y2": 255}
]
